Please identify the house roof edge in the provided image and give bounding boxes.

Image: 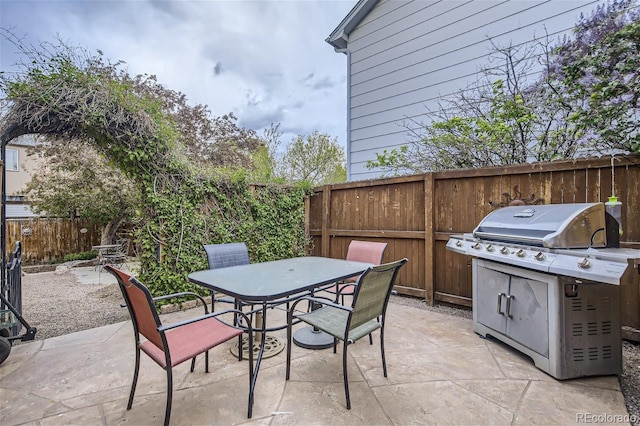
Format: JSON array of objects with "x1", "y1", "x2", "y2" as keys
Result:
[{"x1": 325, "y1": 0, "x2": 380, "y2": 51}]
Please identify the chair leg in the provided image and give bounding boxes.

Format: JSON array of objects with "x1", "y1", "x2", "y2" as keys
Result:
[
  {"x1": 205, "y1": 350, "x2": 209, "y2": 373},
  {"x1": 380, "y1": 326, "x2": 387, "y2": 377},
  {"x1": 164, "y1": 366, "x2": 173, "y2": 426},
  {"x1": 190, "y1": 357, "x2": 196, "y2": 372},
  {"x1": 342, "y1": 340, "x2": 351, "y2": 410},
  {"x1": 247, "y1": 329, "x2": 255, "y2": 418},
  {"x1": 127, "y1": 346, "x2": 141, "y2": 410},
  {"x1": 369, "y1": 316, "x2": 381, "y2": 345},
  {"x1": 286, "y1": 310, "x2": 293, "y2": 380}
]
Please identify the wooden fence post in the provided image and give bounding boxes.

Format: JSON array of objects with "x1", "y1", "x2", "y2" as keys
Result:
[
  {"x1": 321, "y1": 186, "x2": 331, "y2": 258},
  {"x1": 424, "y1": 174, "x2": 435, "y2": 305}
]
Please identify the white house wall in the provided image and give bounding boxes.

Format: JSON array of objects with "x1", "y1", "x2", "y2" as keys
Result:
[{"x1": 341, "y1": 0, "x2": 602, "y2": 180}]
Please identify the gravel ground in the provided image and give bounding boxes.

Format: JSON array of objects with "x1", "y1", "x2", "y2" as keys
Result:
[
  {"x1": 19, "y1": 269, "x2": 130, "y2": 340},
  {"x1": 14, "y1": 269, "x2": 640, "y2": 424}
]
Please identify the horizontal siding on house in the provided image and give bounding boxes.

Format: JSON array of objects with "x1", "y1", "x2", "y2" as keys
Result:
[
  {"x1": 348, "y1": 132, "x2": 411, "y2": 180},
  {"x1": 350, "y1": 1, "x2": 510, "y2": 70},
  {"x1": 349, "y1": 10, "x2": 583, "y2": 95},
  {"x1": 351, "y1": 129, "x2": 408, "y2": 153},
  {"x1": 350, "y1": 0, "x2": 443, "y2": 48},
  {"x1": 349, "y1": 67, "x2": 548, "y2": 135},
  {"x1": 6, "y1": 204, "x2": 40, "y2": 218},
  {"x1": 352, "y1": 0, "x2": 412, "y2": 37},
  {"x1": 344, "y1": 0, "x2": 602, "y2": 181}
]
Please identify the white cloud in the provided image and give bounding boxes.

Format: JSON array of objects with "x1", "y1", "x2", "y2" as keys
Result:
[{"x1": 0, "y1": 0, "x2": 354, "y2": 147}]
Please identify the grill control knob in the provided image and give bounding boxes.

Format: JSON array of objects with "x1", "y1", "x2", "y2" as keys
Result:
[
  {"x1": 516, "y1": 249, "x2": 526, "y2": 258},
  {"x1": 472, "y1": 243, "x2": 482, "y2": 250},
  {"x1": 486, "y1": 244, "x2": 494, "y2": 252},
  {"x1": 455, "y1": 240, "x2": 462, "y2": 247},
  {"x1": 500, "y1": 247, "x2": 509, "y2": 255},
  {"x1": 578, "y1": 258, "x2": 592, "y2": 269},
  {"x1": 534, "y1": 252, "x2": 545, "y2": 261}
]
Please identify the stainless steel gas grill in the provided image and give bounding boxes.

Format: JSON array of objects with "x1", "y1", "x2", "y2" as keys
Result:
[{"x1": 446, "y1": 202, "x2": 640, "y2": 380}]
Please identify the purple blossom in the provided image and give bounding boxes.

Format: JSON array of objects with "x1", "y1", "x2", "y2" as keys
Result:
[
  {"x1": 621, "y1": 93, "x2": 634, "y2": 102},
  {"x1": 622, "y1": 73, "x2": 636, "y2": 85},
  {"x1": 576, "y1": 129, "x2": 599, "y2": 148},
  {"x1": 578, "y1": 72, "x2": 599, "y2": 87}
]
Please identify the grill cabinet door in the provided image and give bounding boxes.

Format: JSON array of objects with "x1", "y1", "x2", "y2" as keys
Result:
[
  {"x1": 506, "y1": 276, "x2": 549, "y2": 357},
  {"x1": 475, "y1": 265, "x2": 509, "y2": 334}
]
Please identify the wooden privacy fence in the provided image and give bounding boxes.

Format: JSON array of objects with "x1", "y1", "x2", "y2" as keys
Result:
[
  {"x1": 5, "y1": 218, "x2": 102, "y2": 265},
  {"x1": 307, "y1": 155, "x2": 640, "y2": 332}
]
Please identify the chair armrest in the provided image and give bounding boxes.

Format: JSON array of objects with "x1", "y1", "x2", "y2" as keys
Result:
[
  {"x1": 290, "y1": 295, "x2": 353, "y2": 313},
  {"x1": 152, "y1": 291, "x2": 205, "y2": 303},
  {"x1": 158, "y1": 308, "x2": 253, "y2": 334},
  {"x1": 152, "y1": 292, "x2": 209, "y2": 313},
  {"x1": 335, "y1": 283, "x2": 356, "y2": 297}
]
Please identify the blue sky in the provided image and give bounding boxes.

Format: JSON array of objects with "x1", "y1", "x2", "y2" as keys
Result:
[{"x1": 0, "y1": 0, "x2": 356, "y2": 148}]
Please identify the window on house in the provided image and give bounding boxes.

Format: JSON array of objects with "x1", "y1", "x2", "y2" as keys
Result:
[{"x1": 3, "y1": 149, "x2": 18, "y2": 171}]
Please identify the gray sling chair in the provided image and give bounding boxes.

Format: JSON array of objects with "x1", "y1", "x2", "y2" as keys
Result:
[
  {"x1": 203, "y1": 242, "x2": 251, "y2": 313},
  {"x1": 105, "y1": 265, "x2": 254, "y2": 425},
  {"x1": 203, "y1": 242, "x2": 304, "y2": 324},
  {"x1": 286, "y1": 258, "x2": 408, "y2": 410}
]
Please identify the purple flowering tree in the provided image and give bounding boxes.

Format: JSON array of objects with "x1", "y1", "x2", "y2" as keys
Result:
[{"x1": 551, "y1": 0, "x2": 640, "y2": 154}]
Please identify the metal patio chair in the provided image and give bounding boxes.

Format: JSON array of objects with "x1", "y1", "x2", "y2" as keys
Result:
[
  {"x1": 286, "y1": 258, "x2": 408, "y2": 410},
  {"x1": 102, "y1": 237, "x2": 130, "y2": 270},
  {"x1": 104, "y1": 265, "x2": 254, "y2": 425},
  {"x1": 203, "y1": 242, "x2": 251, "y2": 312},
  {"x1": 323, "y1": 240, "x2": 388, "y2": 305}
]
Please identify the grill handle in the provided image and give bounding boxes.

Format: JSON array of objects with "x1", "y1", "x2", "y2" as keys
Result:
[
  {"x1": 505, "y1": 294, "x2": 514, "y2": 319},
  {"x1": 497, "y1": 293, "x2": 505, "y2": 315}
]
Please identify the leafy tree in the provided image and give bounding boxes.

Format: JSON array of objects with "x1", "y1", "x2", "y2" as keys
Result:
[
  {"x1": 368, "y1": 42, "x2": 572, "y2": 174},
  {"x1": 249, "y1": 123, "x2": 284, "y2": 183},
  {"x1": 184, "y1": 112, "x2": 264, "y2": 170},
  {"x1": 275, "y1": 131, "x2": 346, "y2": 186},
  {"x1": 23, "y1": 139, "x2": 138, "y2": 243}
]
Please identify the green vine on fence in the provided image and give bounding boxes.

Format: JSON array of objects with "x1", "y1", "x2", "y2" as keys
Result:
[{"x1": 0, "y1": 36, "x2": 310, "y2": 296}]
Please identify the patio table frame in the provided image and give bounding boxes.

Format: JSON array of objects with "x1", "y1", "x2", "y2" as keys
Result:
[{"x1": 187, "y1": 256, "x2": 372, "y2": 417}]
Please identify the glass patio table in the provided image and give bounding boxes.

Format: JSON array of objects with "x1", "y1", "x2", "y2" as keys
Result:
[{"x1": 187, "y1": 256, "x2": 372, "y2": 417}]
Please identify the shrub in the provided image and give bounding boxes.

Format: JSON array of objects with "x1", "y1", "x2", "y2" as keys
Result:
[{"x1": 63, "y1": 251, "x2": 98, "y2": 262}]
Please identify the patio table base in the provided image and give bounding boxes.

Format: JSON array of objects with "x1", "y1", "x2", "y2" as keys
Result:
[
  {"x1": 230, "y1": 335, "x2": 285, "y2": 360},
  {"x1": 293, "y1": 326, "x2": 334, "y2": 349}
]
